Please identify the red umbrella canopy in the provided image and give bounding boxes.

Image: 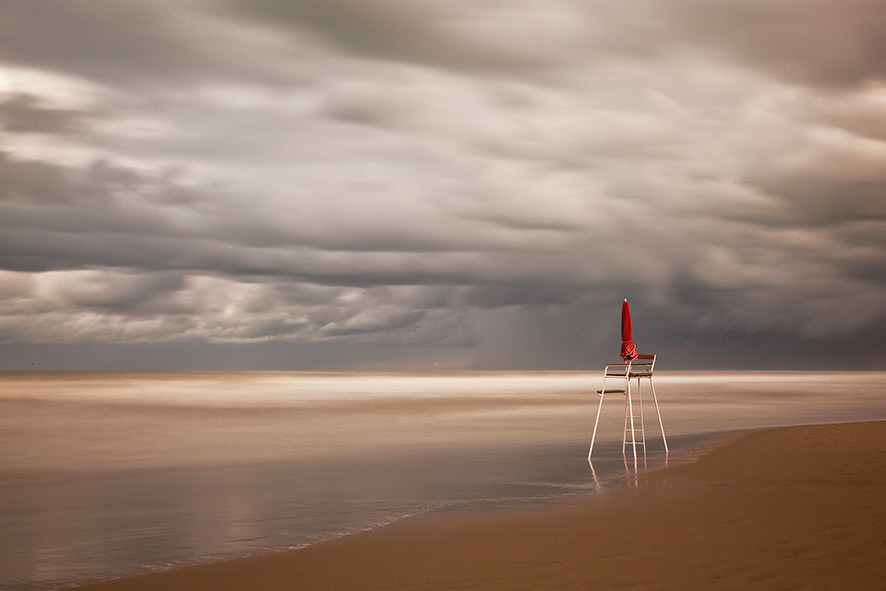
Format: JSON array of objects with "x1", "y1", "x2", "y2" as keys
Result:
[{"x1": 620, "y1": 299, "x2": 639, "y2": 360}]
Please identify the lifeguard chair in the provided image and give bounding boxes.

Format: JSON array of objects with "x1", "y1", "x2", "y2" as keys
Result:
[{"x1": 587, "y1": 354, "x2": 668, "y2": 461}]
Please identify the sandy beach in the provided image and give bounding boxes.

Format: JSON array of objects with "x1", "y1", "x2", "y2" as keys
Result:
[{"x1": 71, "y1": 420, "x2": 886, "y2": 591}]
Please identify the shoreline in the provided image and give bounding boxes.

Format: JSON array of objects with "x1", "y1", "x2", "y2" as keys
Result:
[{"x1": 71, "y1": 420, "x2": 886, "y2": 591}]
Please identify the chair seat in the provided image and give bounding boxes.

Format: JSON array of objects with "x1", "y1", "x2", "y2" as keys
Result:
[{"x1": 596, "y1": 389, "x2": 626, "y2": 394}]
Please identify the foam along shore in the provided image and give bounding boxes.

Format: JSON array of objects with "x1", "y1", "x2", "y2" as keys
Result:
[{"x1": 74, "y1": 421, "x2": 886, "y2": 591}]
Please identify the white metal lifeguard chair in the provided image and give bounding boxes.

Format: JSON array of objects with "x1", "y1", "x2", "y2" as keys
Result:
[{"x1": 587, "y1": 354, "x2": 668, "y2": 461}]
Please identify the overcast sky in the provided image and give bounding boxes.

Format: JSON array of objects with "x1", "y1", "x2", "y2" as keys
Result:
[{"x1": 1, "y1": 0, "x2": 885, "y2": 370}]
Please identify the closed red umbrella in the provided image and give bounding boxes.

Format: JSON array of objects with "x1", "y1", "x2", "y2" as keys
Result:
[{"x1": 620, "y1": 299, "x2": 639, "y2": 360}]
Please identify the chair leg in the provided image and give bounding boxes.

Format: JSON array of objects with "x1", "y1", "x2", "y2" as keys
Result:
[
  {"x1": 649, "y1": 378, "x2": 668, "y2": 454},
  {"x1": 636, "y1": 377, "x2": 646, "y2": 452},
  {"x1": 588, "y1": 389, "x2": 606, "y2": 459},
  {"x1": 625, "y1": 379, "x2": 638, "y2": 463}
]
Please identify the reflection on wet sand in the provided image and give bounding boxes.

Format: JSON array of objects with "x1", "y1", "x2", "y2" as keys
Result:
[{"x1": 588, "y1": 447, "x2": 671, "y2": 489}]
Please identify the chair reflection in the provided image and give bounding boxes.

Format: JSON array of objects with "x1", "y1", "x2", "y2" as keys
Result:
[{"x1": 587, "y1": 451, "x2": 668, "y2": 489}]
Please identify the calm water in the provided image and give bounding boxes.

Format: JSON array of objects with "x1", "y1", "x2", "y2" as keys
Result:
[{"x1": 1, "y1": 371, "x2": 884, "y2": 590}]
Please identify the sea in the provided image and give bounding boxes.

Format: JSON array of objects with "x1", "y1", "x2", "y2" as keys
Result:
[{"x1": 1, "y1": 371, "x2": 884, "y2": 590}]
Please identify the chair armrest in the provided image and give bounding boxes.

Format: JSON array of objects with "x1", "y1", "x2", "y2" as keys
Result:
[{"x1": 603, "y1": 363, "x2": 629, "y2": 376}]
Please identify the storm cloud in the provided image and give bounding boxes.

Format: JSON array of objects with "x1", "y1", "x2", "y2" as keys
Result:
[{"x1": 0, "y1": 0, "x2": 884, "y2": 370}]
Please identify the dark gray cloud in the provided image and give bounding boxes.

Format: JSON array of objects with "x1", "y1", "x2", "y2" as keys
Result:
[
  {"x1": 226, "y1": 0, "x2": 560, "y2": 73},
  {"x1": 746, "y1": 163, "x2": 886, "y2": 228},
  {"x1": 0, "y1": 0, "x2": 200, "y2": 84},
  {"x1": 0, "y1": 152, "x2": 78, "y2": 205},
  {"x1": 0, "y1": 152, "x2": 144, "y2": 206},
  {"x1": 0, "y1": 0, "x2": 884, "y2": 369},
  {"x1": 0, "y1": 93, "x2": 93, "y2": 134},
  {"x1": 0, "y1": 0, "x2": 307, "y2": 88},
  {"x1": 234, "y1": 0, "x2": 886, "y2": 88},
  {"x1": 38, "y1": 269, "x2": 185, "y2": 309},
  {"x1": 669, "y1": 0, "x2": 886, "y2": 89}
]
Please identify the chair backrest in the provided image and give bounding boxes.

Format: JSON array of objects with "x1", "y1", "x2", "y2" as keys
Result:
[{"x1": 628, "y1": 354, "x2": 656, "y2": 377}]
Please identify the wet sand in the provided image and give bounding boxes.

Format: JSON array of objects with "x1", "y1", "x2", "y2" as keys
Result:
[{"x1": 72, "y1": 420, "x2": 886, "y2": 591}]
